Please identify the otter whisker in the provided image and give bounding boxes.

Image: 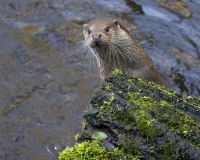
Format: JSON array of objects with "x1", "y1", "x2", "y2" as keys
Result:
[
  {"x1": 110, "y1": 43, "x2": 120, "y2": 67},
  {"x1": 70, "y1": 40, "x2": 87, "y2": 56}
]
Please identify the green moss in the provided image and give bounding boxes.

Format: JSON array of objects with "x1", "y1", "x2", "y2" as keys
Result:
[
  {"x1": 91, "y1": 132, "x2": 108, "y2": 140},
  {"x1": 144, "y1": 80, "x2": 177, "y2": 97},
  {"x1": 128, "y1": 92, "x2": 162, "y2": 138},
  {"x1": 116, "y1": 136, "x2": 144, "y2": 160},
  {"x1": 82, "y1": 71, "x2": 200, "y2": 159},
  {"x1": 103, "y1": 83, "x2": 113, "y2": 91},
  {"x1": 97, "y1": 93, "x2": 128, "y2": 123},
  {"x1": 128, "y1": 91, "x2": 200, "y2": 147},
  {"x1": 98, "y1": 72, "x2": 199, "y2": 146},
  {"x1": 184, "y1": 96, "x2": 200, "y2": 110},
  {"x1": 112, "y1": 69, "x2": 123, "y2": 76},
  {"x1": 150, "y1": 82, "x2": 177, "y2": 97},
  {"x1": 165, "y1": 109, "x2": 200, "y2": 147},
  {"x1": 59, "y1": 141, "x2": 141, "y2": 160},
  {"x1": 114, "y1": 147, "x2": 142, "y2": 160},
  {"x1": 122, "y1": 71, "x2": 177, "y2": 97},
  {"x1": 97, "y1": 93, "x2": 133, "y2": 127},
  {"x1": 133, "y1": 110, "x2": 160, "y2": 138},
  {"x1": 59, "y1": 141, "x2": 111, "y2": 160},
  {"x1": 98, "y1": 93, "x2": 115, "y2": 117},
  {"x1": 159, "y1": 140, "x2": 183, "y2": 159},
  {"x1": 82, "y1": 119, "x2": 88, "y2": 130}
]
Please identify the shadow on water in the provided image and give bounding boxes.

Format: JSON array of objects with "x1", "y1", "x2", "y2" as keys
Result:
[{"x1": 0, "y1": 0, "x2": 200, "y2": 160}]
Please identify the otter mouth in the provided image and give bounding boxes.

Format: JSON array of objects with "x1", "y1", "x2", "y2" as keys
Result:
[{"x1": 90, "y1": 41, "x2": 103, "y2": 48}]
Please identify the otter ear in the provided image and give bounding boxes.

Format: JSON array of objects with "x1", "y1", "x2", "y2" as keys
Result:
[
  {"x1": 83, "y1": 24, "x2": 89, "y2": 30},
  {"x1": 113, "y1": 19, "x2": 118, "y2": 26}
]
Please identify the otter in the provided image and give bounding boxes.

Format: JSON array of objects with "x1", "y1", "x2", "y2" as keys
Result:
[{"x1": 83, "y1": 17, "x2": 162, "y2": 84}]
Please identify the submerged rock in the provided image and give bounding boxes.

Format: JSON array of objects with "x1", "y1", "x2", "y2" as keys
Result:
[{"x1": 157, "y1": 0, "x2": 192, "y2": 18}]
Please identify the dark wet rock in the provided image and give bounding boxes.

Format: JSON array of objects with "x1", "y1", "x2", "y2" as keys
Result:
[{"x1": 127, "y1": 0, "x2": 200, "y2": 96}]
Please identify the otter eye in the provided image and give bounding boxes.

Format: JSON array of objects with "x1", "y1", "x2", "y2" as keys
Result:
[
  {"x1": 104, "y1": 26, "x2": 110, "y2": 32},
  {"x1": 113, "y1": 19, "x2": 118, "y2": 25}
]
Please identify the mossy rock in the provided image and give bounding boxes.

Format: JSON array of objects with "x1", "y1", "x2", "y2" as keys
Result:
[
  {"x1": 58, "y1": 141, "x2": 111, "y2": 160},
  {"x1": 59, "y1": 140, "x2": 141, "y2": 160},
  {"x1": 59, "y1": 71, "x2": 200, "y2": 160}
]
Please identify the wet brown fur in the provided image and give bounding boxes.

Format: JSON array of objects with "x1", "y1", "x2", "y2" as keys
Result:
[{"x1": 83, "y1": 17, "x2": 162, "y2": 84}]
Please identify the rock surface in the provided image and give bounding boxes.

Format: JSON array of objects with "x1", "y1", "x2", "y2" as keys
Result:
[{"x1": 61, "y1": 71, "x2": 200, "y2": 159}]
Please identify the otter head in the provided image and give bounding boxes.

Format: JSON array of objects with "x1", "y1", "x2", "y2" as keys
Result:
[{"x1": 83, "y1": 17, "x2": 120, "y2": 48}]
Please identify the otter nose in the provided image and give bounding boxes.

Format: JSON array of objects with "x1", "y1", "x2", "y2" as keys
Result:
[{"x1": 92, "y1": 34, "x2": 101, "y2": 41}]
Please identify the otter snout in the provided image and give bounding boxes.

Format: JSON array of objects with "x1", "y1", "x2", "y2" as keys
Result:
[
  {"x1": 83, "y1": 18, "x2": 118, "y2": 48},
  {"x1": 92, "y1": 34, "x2": 102, "y2": 41},
  {"x1": 90, "y1": 33, "x2": 103, "y2": 47}
]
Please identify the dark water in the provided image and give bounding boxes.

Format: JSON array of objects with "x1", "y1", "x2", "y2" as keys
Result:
[{"x1": 0, "y1": 0, "x2": 199, "y2": 159}]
